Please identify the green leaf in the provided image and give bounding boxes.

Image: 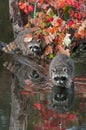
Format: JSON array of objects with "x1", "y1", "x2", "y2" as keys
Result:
[
  {"x1": 49, "y1": 54, "x2": 55, "y2": 58},
  {"x1": 63, "y1": 6, "x2": 70, "y2": 20},
  {"x1": 64, "y1": 6, "x2": 70, "y2": 14}
]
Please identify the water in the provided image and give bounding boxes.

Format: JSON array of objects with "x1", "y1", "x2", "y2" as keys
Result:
[
  {"x1": 0, "y1": 54, "x2": 86, "y2": 130},
  {"x1": 0, "y1": 1, "x2": 86, "y2": 130},
  {"x1": 0, "y1": 59, "x2": 11, "y2": 130}
]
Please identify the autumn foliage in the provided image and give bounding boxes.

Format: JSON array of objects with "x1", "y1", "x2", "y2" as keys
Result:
[
  {"x1": 18, "y1": 0, "x2": 86, "y2": 57},
  {"x1": 33, "y1": 102, "x2": 78, "y2": 130}
]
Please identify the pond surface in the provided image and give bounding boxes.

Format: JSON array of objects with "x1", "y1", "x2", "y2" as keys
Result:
[{"x1": 0, "y1": 53, "x2": 86, "y2": 130}]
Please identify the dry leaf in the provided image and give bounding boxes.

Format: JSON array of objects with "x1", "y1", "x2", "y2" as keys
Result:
[
  {"x1": 56, "y1": 45, "x2": 70, "y2": 56},
  {"x1": 24, "y1": 33, "x2": 33, "y2": 43},
  {"x1": 44, "y1": 45, "x2": 53, "y2": 55}
]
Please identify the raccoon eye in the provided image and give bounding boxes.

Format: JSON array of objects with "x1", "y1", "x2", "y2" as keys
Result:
[
  {"x1": 54, "y1": 77, "x2": 59, "y2": 81},
  {"x1": 30, "y1": 70, "x2": 39, "y2": 79},
  {"x1": 61, "y1": 76, "x2": 67, "y2": 81},
  {"x1": 29, "y1": 46, "x2": 32, "y2": 49},
  {"x1": 34, "y1": 46, "x2": 40, "y2": 50}
]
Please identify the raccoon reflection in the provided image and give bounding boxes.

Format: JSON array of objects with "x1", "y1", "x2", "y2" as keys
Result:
[
  {"x1": 3, "y1": 57, "x2": 47, "y2": 88},
  {"x1": 1, "y1": 28, "x2": 46, "y2": 57},
  {"x1": 49, "y1": 54, "x2": 74, "y2": 88},
  {"x1": 52, "y1": 84, "x2": 74, "y2": 111}
]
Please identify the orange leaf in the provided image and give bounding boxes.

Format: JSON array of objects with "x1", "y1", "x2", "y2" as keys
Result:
[
  {"x1": 49, "y1": 26, "x2": 58, "y2": 34},
  {"x1": 25, "y1": 23, "x2": 31, "y2": 28},
  {"x1": 44, "y1": 45, "x2": 53, "y2": 55},
  {"x1": 56, "y1": 45, "x2": 70, "y2": 56},
  {"x1": 24, "y1": 33, "x2": 33, "y2": 43},
  {"x1": 74, "y1": 32, "x2": 81, "y2": 39},
  {"x1": 78, "y1": 30, "x2": 86, "y2": 39}
]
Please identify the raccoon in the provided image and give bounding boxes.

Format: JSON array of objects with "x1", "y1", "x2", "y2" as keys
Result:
[
  {"x1": 51, "y1": 84, "x2": 75, "y2": 112},
  {"x1": 49, "y1": 54, "x2": 74, "y2": 88},
  {"x1": 3, "y1": 55, "x2": 47, "y2": 88},
  {"x1": 1, "y1": 28, "x2": 46, "y2": 57}
]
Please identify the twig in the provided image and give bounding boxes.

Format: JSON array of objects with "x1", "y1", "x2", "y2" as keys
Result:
[{"x1": 33, "y1": 0, "x2": 39, "y2": 18}]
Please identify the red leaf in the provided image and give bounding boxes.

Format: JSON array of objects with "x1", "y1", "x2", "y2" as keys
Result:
[
  {"x1": 66, "y1": 0, "x2": 74, "y2": 6},
  {"x1": 47, "y1": 17, "x2": 54, "y2": 23},
  {"x1": 28, "y1": 5, "x2": 34, "y2": 12},
  {"x1": 68, "y1": 20, "x2": 74, "y2": 27},
  {"x1": 34, "y1": 103, "x2": 44, "y2": 110},
  {"x1": 21, "y1": 91, "x2": 29, "y2": 95},
  {"x1": 57, "y1": 18, "x2": 63, "y2": 25},
  {"x1": 67, "y1": 114, "x2": 77, "y2": 121}
]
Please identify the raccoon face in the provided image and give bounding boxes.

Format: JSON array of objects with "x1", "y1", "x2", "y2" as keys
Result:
[
  {"x1": 51, "y1": 85, "x2": 75, "y2": 112},
  {"x1": 28, "y1": 41, "x2": 42, "y2": 56},
  {"x1": 49, "y1": 54, "x2": 74, "y2": 88},
  {"x1": 50, "y1": 66, "x2": 68, "y2": 87}
]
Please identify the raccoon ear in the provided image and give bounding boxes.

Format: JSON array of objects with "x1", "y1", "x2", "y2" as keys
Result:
[{"x1": 63, "y1": 67, "x2": 67, "y2": 72}]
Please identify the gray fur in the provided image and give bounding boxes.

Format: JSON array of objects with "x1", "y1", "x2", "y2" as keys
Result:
[
  {"x1": 1, "y1": 28, "x2": 46, "y2": 57},
  {"x1": 49, "y1": 54, "x2": 74, "y2": 88},
  {"x1": 14, "y1": 28, "x2": 46, "y2": 56}
]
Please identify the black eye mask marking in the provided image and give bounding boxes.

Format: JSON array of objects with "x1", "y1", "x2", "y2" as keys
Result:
[
  {"x1": 54, "y1": 76, "x2": 67, "y2": 81},
  {"x1": 61, "y1": 76, "x2": 67, "y2": 81}
]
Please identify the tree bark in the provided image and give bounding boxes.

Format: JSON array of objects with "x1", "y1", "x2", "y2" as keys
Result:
[
  {"x1": 8, "y1": 2, "x2": 29, "y2": 129},
  {"x1": 9, "y1": 0, "x2": 28, "y2": 37},
  {"x1": 9, "y1": 77, "x2": 28, "y2": 130}
]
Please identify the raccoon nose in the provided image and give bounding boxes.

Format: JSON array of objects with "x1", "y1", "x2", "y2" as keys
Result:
[
  {"x1": 32, "y1": 48, "x2": 35, "y2": 52},
  {"x1": 32, "y1": 48, "x2": 38, "y2": 52},
  {"x1": 30, "y1": 47, "x2": 35, "y2": 52}
]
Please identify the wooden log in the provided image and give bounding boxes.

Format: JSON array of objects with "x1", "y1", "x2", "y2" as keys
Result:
[{"x1": 9, "y1": 0, "x2": 28, "y2": 37}]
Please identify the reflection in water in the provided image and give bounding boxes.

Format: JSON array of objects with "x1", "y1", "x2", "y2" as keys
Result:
[
  {"x1": 51, "y1": 84, "x2": 75, "y2": 113},
  {"x1": 1, "y1": 54, "x2": 86, "y2": 130},
  {"x1": 2, "y1": 55, "x2": 51, "y2": 130}
]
